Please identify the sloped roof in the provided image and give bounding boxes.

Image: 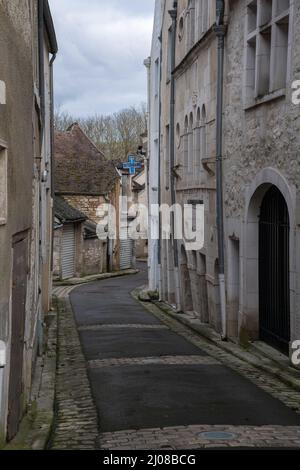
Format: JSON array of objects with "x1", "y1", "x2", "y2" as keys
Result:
[
  {"x1": 54, "y1": 123, "x2": 119, "y2": 196},
  {"x1": 54, "y1": 196, "x2": 87, "y2": 224}
]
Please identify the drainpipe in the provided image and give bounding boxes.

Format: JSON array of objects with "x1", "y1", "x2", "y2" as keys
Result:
[
  {"x1": 169, "y1": 1, "x2": 181, "y2": 311},
  {"x1": 214, "y1": 0, "x2": 227, "y2": 339},
  {"x1": 50, "y1": 52, "x2": 56, "y2": 276},
  {"x1": 143, "y1": 57, "x2": 152, "y2": 287},
  {"x1": 38, "y1": 0, "x2": 45, "y2": 136},
  {"x1": 157, "y1": 1, "x2": 167, "y2": 300}
]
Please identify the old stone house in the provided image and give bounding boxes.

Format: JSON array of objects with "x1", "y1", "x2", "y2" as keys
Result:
[
  {"x1": 148, "y1": 0, "x2": 300, "y2": 359},
  {"x1": 0, "y1": 0, "x2": 57, "y2": 441},
  {"x1": 223, "y1": 0, "x2": 300, "y2": 356},
  {"x1": 54, "y1": 123, "x2": 121, "y2": 276},
  {"x1": 53, "y1": 196, "x2": 108, "y2": 279},
  {"x1": 148, "y1": 0, "x2": 219, "y2": 326}
]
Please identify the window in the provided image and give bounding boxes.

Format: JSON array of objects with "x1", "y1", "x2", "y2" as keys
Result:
[
  {"x1": 176, "y1": 123, "x2": 181, "y2": 149},
  {"x1": 183, "y1": 116, "x2": 189, "y2": 178},
  {"x1": 0, "y1": 142, "x2": 7, "y2": 225},
  {"x1": 0, "y1": 80, "x2": 6, "y2": 104},
  {"x1": 188, "y1": 113, "x2": 194, "y2": 173},
  {"x1": 165, "y1": 125, "x2": 170, "y2": 189},
  {"x1": 197, "y1": 0, "x2": 209, "y2": 38},
  {"x1": 178, "y1": 16, "x2": 184, "y2": 42},
  {"x1": 245, "y1": 0, "x2": 290, "y2": 102},
  {"x1": 187, "y1": 0, "x2": 196, "y2": 50},
  {"x1": 167, "y1": 27, "x2": 172, "y2": 82},
  {"x1": 154, "y1": 58, "x2": 159, "y2": 97},
  {"x1": 200, "y1": 105, "x2": 207, "y2": 162}
]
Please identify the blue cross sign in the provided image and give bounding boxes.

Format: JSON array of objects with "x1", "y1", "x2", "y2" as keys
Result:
[{"x1": 122, "y1": 155, "x2": 143, "y2": 176}]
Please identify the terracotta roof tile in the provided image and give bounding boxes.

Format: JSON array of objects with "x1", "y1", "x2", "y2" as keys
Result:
[{"x1": 54, "y1": 123, "x2": 119, "y2": 195}]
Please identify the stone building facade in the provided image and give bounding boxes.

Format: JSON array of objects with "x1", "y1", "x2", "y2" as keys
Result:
[
  {"x1": 223, "y1": 0, "x2": 300, "y2": 356},
  {"x1": 53, "y1": 196, "x2": 109, "y2": 280},
  {"x1": 148, "y1": 0, "x2": 300, "y2": 358},
  {"x1": 0, "y1": 0, "x2": 57, "y2": 441},
  {"x1": 54, "y1": 123, "x2": 121, "y2": 274},
  {"x1": 148, "y1": 0, "x2": 220, "y2": 329}
]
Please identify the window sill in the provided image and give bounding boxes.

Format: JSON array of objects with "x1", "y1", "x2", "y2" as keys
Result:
[
  {"x1": 0, "y1": 218, "x2": 7, "y2": 226},
  {"x1": 244, "y1": 88, "x2": 286, "y2": 111}
]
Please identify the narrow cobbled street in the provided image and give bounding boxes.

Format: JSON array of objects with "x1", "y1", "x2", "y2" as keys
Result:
[{"x1": 50, "y1": 264, "x2": 300, "y2": 450}]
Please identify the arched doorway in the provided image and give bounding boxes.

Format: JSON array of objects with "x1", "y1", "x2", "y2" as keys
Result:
[
  {"x1": 259, "y1": 186, "x2": 290, "y2": 354},
  {"x1": 180, "y1": 245, "x2": 193, "y2": 312}
]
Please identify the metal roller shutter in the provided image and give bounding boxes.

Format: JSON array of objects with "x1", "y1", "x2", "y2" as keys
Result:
[
  {"x1": 62, "y1": 224, "x2": 75, "y2": 279},
  {"x1": 120, "y1": 238, "x2": 133, "y2": 270}
]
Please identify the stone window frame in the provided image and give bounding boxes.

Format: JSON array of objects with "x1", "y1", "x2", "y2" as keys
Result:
[
  {"x1": 0, "y1": 139, "x2": 7, "y2": 226},
  {"x1": 167, "y1": 26, "x2": 172, "y2": 83},
  {"x1": 187, "y1": 112, "x2": 194, "y2": 174},
  {"x1": 183, "y1": 115, "x2": 189, "y2": 181},
  {"x1": 244, "y1": 0, "x2": 291, "y2": 108},
  {"x1": 186, "y1": 0, "x2": 196, "y2": 51},
  {"x1": 196, "y1": 0, "x2": 210, "y2": 41},
  {"x1": 154, "y1": 58, "x2": 159, "y2": 98}
]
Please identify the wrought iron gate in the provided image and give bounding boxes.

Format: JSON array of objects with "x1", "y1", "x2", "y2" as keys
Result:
[{"x1": 259, "y1": 186, "x2": 290, "y2": 355}]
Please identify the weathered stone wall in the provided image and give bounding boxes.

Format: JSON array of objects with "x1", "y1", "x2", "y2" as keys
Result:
[
  {"x1": 63, "y1": 195, "x2": 105, "y2": 224},
  {"x1": 0, "y1": 0, "x2": 55, "y2": 439},
  {"x1": 224, "y1": 0, "x2": 300, "y2": 219},
  {"x1": 53, "y1": 228, "x2": 62, "y2": 278},
  {"x1": 223, "y1": 0, "x2": 300, "y2": 345},
  {"x1": 81, "y1": 238, "x2": 107, "y2": 277}
]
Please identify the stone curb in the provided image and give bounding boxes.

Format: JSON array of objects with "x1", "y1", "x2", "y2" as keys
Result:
[
  {"x1": 153, "y1": 299, "x2": 300, "y2": 394},
  {"x1": 3, "y1": 310, "x2": 57, "y2": 450},
  {"x1": 133, "y1": 286, "x2": 300, "y2": 395},
  {"x1": 53, "y1": 269, "x2": 139, "y2": 286}
]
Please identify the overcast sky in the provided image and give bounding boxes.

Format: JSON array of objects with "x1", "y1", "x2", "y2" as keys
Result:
[{"x1": 49, "y1": 0, "x2": 155, "y2": 117}]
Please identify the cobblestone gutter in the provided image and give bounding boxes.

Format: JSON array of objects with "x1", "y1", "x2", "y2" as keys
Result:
[
  {"x1": 48, "y1": 296, "x2": 99, "y2": 450},
  {"x1": 133, "y1": 288, "x2": 300, "y2": 415},
  {"x1": 3, "y1": 311, "x2": 57, "y2": 450}
]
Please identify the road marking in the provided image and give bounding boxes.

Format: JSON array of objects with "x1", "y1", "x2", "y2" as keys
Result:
[
  {"x1": 78, "y1": 324, "x2": 168, "y2": 331},
  {"x1": 88, "y1": 355, "x2": 220, "y2": 369}
]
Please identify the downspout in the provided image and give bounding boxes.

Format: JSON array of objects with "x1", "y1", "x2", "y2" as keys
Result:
[
  {"x1": 50, "y1": 52, "x2": 56, "y2": 275},
  {"x1": 37, "y1": 0, "x2": 45, "y2": 354},
  {"x1": 214, "y1": 0, "x2": 227, "y2": 339},
  {"x1": 157, "y1": 1, "x2": 167, "y2": 299},
  {"x1": 143, "y1": 57, "x2": 151, "y2": 285},
  {"x1": 169, "y1": 1, "x2": 181, "y2": 311},
  {"x1": 38, "y1": 0, "x2": 45, "y2": 136}
]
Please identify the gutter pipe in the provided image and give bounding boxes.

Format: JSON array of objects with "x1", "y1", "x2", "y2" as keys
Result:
[
  {"x1": 169, "y1": 1, "x2": 181, "y2": 311},
  {"x1": 214, "y1": 0, "x2": 227, "y2": 339}
]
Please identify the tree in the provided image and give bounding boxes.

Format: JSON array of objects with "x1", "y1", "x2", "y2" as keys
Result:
[{"x1": 54, "y1": 104, "x2": 147, "y2": 161}]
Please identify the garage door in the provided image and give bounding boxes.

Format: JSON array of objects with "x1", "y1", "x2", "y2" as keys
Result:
[
  {"x1": 120, "y1": 239, "x2": 134, "y2": 270},
  {"x1": 62, "y1": 224, "x2": 75, "y2": 279}
]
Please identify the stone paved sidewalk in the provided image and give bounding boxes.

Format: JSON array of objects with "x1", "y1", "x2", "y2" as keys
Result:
[
  {"x1": 50, "y1": 267, "x2": 300, "y2": 450},
  {"x1": 49, "y1": 297, "x2": 98, "y2": 450},
  {"x1": 99, "y1": 425, "x2": 300, "y2": 450}
]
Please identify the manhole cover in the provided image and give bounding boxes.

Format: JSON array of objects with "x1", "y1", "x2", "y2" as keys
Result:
[{"x1": 199, "y1": 431, "x2": 237, "y2": 441}]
